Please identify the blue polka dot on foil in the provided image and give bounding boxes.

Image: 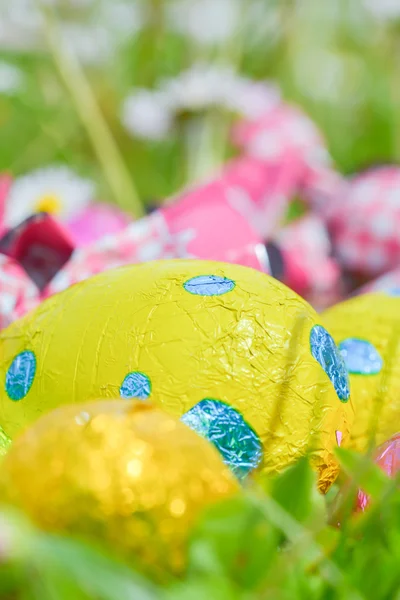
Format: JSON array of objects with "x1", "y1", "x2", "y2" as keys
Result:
[
  {"x1": 181, "y1": 399, "x2": 262, "y2": 479},
  {"x1": 6, "y1": 350, "x2": 36, "y2": 401},
  {"x1": 339, "y1": 338, "x2": 383, "y2": 375},
  {"x1": 183, "y1": 275, "x2": 235, "y2": 296},
  {"x1": 120, "y1": 372, "x2": 151, "y2": 400},
  {"x1": 310, "y1": 325, "x2": 350, "y2": 402}
]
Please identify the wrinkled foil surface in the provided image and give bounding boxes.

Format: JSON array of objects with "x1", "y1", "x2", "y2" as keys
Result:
[
  {"x1": 0, "y1": 259, "x2": 353, "y2": 491},
  {"x1": 182, "y1": 398, "x2": 263, "y2": 478},
  {"x1": 323, "y1": 293, "x2": 400, "y2": 452},
  {"x1": 310, "y1": 325, "x2": 350, "y2": 402}
]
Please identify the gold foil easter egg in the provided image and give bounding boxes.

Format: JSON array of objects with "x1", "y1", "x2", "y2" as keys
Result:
[
  {"x1": 0, "y1": 260, "x2": 353, "y2": 491},
  {"x1": 323, "y1": 292, "x2": 400, "y2": 453},
  {"x1": 0, "y1": 400, "x2": 239, "y2": 578}
]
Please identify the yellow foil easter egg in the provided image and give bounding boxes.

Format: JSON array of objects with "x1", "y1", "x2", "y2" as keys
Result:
[
  {"x1": 0, "y1": 260, "x2": 353, "y2": 491},
  {"x1": 0, "y1": 400, "x2": 239, "y2": 578},
  {"x1": 323, "y1": 292, "x2": 400, "y2": 453}
]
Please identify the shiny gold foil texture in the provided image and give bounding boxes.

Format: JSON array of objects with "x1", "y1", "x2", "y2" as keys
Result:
[{"x1": 0, "y1": 400, "x2": 239, "y2": 578}]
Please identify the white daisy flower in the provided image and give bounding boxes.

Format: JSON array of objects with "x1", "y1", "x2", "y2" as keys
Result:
[
  {"x1": 166, "y1": 0, "x2": 281, "y2": 49},
  {"x1": 59, "y1": 0, "x2": 145, "y2": 65},
  {"x1": 161, "y1": 63, "x2": 239, "y2": 112},
  {"x1": 160, "y1": 63, "x2": 279, "y2": 118},
  {"x1": 166, "y1": 0, "x2": 240, "y2": 46},
  {"x1": 121, "y1": 63, "x2": 280, "y2": 140},
  {"x1": 244, "y1": 1, "x2": 281, "y2": 49},
  {"x1": 0, "y1": 1, "x2": 41, "y2": 52},
  {"x1": 0, "y1": 61, "x2": 24, "y2": 96},
  {"x1": 364, "y1": 0, "x2": 400, "y2": 20},
  {"x1": 121, "y1": 89, "x2": 174, "y2": 140},
  {"x1": 99, "y1": 0, "x2": 146, "y2": 38},
  {"x1": 223, "y1": 77, "x2": 281, "y2": 118},
  {"x1": 60, "y1": 23, "x2": 113, "y2": 65},
  {"x1": 4, "y1": 166, "x2": 95, "y2": 229},
  {"x1": 0, "y1": 0, "x2": 144, "y2": 61}
]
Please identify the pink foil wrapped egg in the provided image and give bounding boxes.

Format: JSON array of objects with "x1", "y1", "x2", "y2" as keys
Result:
[
  {"x1": 232, "y1": 104, "x2": 330, "y2": 168},
  {"x1": 326, "y1": 166, "x2": 400, "y2": 277},
  {"x1": 357, "y1": 433, "x2": 400, "y2": 512}
]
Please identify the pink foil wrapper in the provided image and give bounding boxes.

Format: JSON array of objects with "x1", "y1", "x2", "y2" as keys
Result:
[
  {"x1": 232, "y1": 104, "x2": 330, "y2": 167},
  {"x1": 300, "y1": 162, "x2": 347, "y2": 219},
  {"x1": 163, "y1": 154, "x2": 303, "y2": 240},
  {"x1": 161, "y1": 155, "x2": 294, "y2": 266},
  {"x1": 1, "y1": 159, "x2": 274, "y2": 326},
  {"x1": 44, "y1": 210, "x2": 192, "y2": 295},
  {"x1": 0, "y1": 175, "x2": 12, "y2": 239},
  {"x1": 232, "y1": 103, "x2": 346, "y2": 237},
  {"x1": 356, "y1": 433, "x2": 400, "y2": 512},
  {"x1": 326, "y1": 167, "x2": 400, "y2": 277},
  {"x1": 0, "y1": 255, "x2": 38, "y2": 330},
  {"x1": 41, "y1": 154, "x2": 310, "y2": 298},
  {"x1": 0, "y1": 154, "x2": 342, "y2": 327},
  {"x1": 45, "y1": 186, "x2": 271, "y2": 297},
  {"x1": 0, "y1": 138, "x2": 336, "y2": 326},
  {"x1": 0, "y1": 213, "x2": 74, "y2": 291},
  {"x1": 218, "y1": 155, "x2": 304, "y2": 239},
  {"x1": 273, "y1": 214, "x2": 342, "y2": 309},
  {"x1": 66, "y1": 204, "x2": 131, "y2": 247}
]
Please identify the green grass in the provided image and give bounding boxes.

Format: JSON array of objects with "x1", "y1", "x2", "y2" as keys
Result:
[{"x1": 1, "y1": 452, "x2": 399, "y2": 599}]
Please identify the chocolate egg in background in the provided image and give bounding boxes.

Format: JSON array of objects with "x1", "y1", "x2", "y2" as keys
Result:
[{"x1": 323, "y1": 292, "x2": 400, "y2": 453}]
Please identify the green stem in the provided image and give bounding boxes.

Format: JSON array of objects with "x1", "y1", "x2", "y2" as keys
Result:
[{"x1": 39, "y1": 6, "x2": 144, "y2": 217}]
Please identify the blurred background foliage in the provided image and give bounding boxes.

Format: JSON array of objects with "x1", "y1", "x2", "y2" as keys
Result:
[
  {"x1": 1, "y1": 453, "x2": 400, "y2": 599},
  {"x1": 1, "y1": 0, "x2": 400, "y2": 208}
]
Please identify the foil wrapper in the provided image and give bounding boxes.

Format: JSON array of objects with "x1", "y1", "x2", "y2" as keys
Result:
[
  {"x1": 211, "y1": 154, "x2": 302, "y2": 239},
  {"x1": 181, "y1": 398, "x2": 263, "y2": 479},
  {"x1": 0, "y1": 400, "x2": 239, "y2": 577},
  {"x1": 322, "y1": 293, "x2": 400, "y2": 452},
  {"x1": 161, "y1": 162, "x2": 272, "y2": 271},
  {"x1": 324, "y1": 166, "x2": 400, "y2": 277},
  {"x1": 272, "y1": 214, "x2": 342, "y2": 308},
  {"x1": 44, "y1": 199, "x2": 270, "y2": 299},
  {"x1": 232, "y1": 102, "x2": 339, "y2": 221},
  {"x1": 0, "y1": 174, "x2": 12, "y2": 238},
  {"x1": 0, "y1": 259, "x2": 353, "y2": 491},
  {"x1": 0, "y1": 155, "x2": 275, "y2": 328},
  {"x1": 66, "y1": 203, "x2": 131, "y2": 246},
  {"x1": 0, "y1": 255, "x2": 38, "y2": 331},
  {"x1": 357, "y1": 433, "x2": 400, "y2": 512},
  {"x1": 355, "y1": 266, "x2": 400, "y2": 297},
  {"x1": 0, "y1": 122, "x2": 336, "y2": 328},
  {"x1": 0, "y1": 213, "x2": 75, "y2": 291},
  {"x1": 232, "y1": 103, "x2": 330, "y2": 170}
]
